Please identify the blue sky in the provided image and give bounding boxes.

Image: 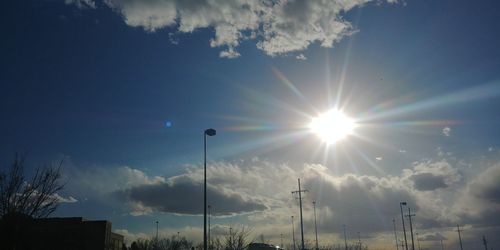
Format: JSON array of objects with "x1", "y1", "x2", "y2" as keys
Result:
[{"x1": 1, "y1": 0, "x2": 500, "y2": 248}]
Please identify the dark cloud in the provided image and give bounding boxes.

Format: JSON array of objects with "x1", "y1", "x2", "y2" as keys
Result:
[
  {"x1": 410, "y1": 173, "x2": 448, "y2": 191},
  {"x1": 117, "y1": 177, "x2": 266, "y2": 215},
  {"x1": 302, "y1": 174, "x2": 418, "y2": 233},
  {"x1": 469, "y1": 164, "x2": 500, "y2": 204}
]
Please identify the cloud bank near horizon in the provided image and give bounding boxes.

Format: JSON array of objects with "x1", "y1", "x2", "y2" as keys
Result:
[{"x1": 66, "y1": 0, "x2": 398, "y2": 58}]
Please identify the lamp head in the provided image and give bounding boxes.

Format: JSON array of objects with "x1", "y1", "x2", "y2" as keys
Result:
[{"x1": 205, "y1": 128, "x2": 216, "y2": 136}]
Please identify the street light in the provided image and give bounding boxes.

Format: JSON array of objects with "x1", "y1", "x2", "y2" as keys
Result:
[
  {"x1": 313, "y1": 201, "x2": 319, "y2": 250},
  {"x1": 156, "y1": 221, "x2": 159, "y2": 240},
  {"x1": 208, "y1": 204, "x2": 212, "y2": 249},
  {"x1": 204, "y1": 128, "x2": 216, "y2": 250}
]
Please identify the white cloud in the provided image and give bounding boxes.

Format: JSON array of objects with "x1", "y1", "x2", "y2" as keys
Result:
[
  {"x1": 92, "y1": 0, "x2": 399, "y2": 58},
  {"x1": 65, "y1": 0, "x2": 96, "y2": 9},
  {"x1": 296, "y1": 54, "x2": 307, "y2": 60},
  {"x1": 442, "y1": 126, "x2": 451, "y2": 137},
  {"x1": 114, "y1": 229, "x2": 150, "y2": 245},
  {"x1": 53, "y1": 193, "x2": 78, "y2": 203}
]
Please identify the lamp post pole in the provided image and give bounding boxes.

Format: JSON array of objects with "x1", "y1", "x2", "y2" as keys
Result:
[
  {"x1": 156, "y1": 221, "x2": 159, "y2": 240},
  {"x1": 208, "y1": 204, "x2": 211, "y2": 249},
  {"x1": 292, "y1": 216, "x2": 296, "y2": 250},
  {"x1": 204, "y1": 129, "x2": 216, "y2": 250},
  {"x1": 343, "y1": 224, "x2": 347, "y2": 250},
  {"x1": 313, "y1": 201, "x2": 319, "y2": 250}
]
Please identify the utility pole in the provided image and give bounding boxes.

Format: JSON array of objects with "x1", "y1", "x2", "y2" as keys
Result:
[
  {"x1": 440, "y1": 239, "x2": 444, "y2": 250},
  {"x1": 229, "y1": 227, "x2": 233, "y2": 248},
  {"x1": 457, "y1": 225, "x2": 464, "y2": 250},
  {"x1": 292, "y1": 178, "x2": 308, "y2": 250},
  {"x1": 280, "y1": 233, "x2": 283, "y2": 248},
  {"x1": 400, "y1": 202, "x2": 409, "y2": 250},
  {"x1": 357, "y1": 232, "x2": 362, "y2": 250},
  {"x1": 416, "y1": 233, "x2": 421, "y2": 250},
  {"x1": 343, "y1": 224, "x2": 348, "y2": 250},
  {"x1": 482, "y1": 235, "x2": 488, "y2": 250},
  {"x1": 313, "y1": 201, "x2": 319, "y2": 250},
  {"x1": 405, "y1": 207, "x2": 416, "y2": 250},
  {"x1": 393, "y1": 219, "x2": 399, "y2": 250},
  {"x1": 292, "y1": 216, "x2": 296, "y2": 250}
]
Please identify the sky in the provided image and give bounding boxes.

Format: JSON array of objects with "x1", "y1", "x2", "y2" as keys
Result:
[{"x1": 1, "y1": 0, "x2": 500, "y2": 249}]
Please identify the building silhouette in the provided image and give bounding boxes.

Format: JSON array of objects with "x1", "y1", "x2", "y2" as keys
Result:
[{"x1": 8, "y1": 217, "x2": 124, "y2": 250}]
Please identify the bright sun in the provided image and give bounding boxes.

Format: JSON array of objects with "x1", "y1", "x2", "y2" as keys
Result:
[{"x1": 308, "y1": 109, "x2": 356, "y2": 144}]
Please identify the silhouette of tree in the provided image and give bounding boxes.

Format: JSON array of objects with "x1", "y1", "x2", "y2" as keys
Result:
[
  {"x1": 224, "y1": 227, "x2": 252, "y2": 250},
  {"x1": 128, "y1": 235, "x2": 193, "y2": 250},
  {"x1": 0, "y1": 155, "x2": 65, "y2": 249},
  {"x1": 0, "y1": 154, "x2": 64, "y2": 218}
]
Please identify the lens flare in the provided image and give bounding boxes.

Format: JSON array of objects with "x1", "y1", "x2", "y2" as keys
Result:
[{"x1": 309, "y1": 109, "x2": 356, "y2": 144}]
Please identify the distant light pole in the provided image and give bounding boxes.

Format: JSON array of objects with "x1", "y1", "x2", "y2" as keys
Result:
[
  {"x1": 229, "y1": 227, "x2": 233, "y2": 249},
  {"x1": 156, "y1": 221, "x2": 159, "y2": 240},
  {"x1": 280, "y1": 233, "x2": 283, "y2": 248},
  {"x1": 416, "y1": 233, "x2": 421, "y2": 250},
  {"x1": 482, "y1": 235, "x2": 488, "y2": 250},
  {"x1": 208, "y1": 205, "x2": 212, "y2": 249},
  {"x1": 357, "y1": 232, "x2": 361, "y2": 250},
  {"x1": 292, "y1": 216, "x2": 296, "y2": 250},
  {"x1": 343, "y1": 224, "x2": 348, "y2": 250},
  {"x1": 177, "y1": 232, "x2": 180, "y2": 239},
  {"x1": 204, "y1": 128, "x2": 216, "y2": 250},
  {"x1": 400, "y1": 202, "x2": 409, "y2": 250},
  {"x1": 393, "y1": 219, "x2": 399, "y2": 250},
  {"x1": 313, "y1": 201, "x2": 319, "y2": 250}
]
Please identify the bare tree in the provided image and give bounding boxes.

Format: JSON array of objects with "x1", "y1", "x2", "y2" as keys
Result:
[
  {"x1": 0, "y1": 154, "x2": 64, "y2": 218},
  {"x1": 224, "y1": 227, "x2": 252, "y2": 250}
]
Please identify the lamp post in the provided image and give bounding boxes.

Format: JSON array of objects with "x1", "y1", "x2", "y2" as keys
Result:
[
  {"x1": 312, "y1": 201, "x2": 319, "y2": 250},
  {"x1": 343, "y1": 224, "x2": 347, "y2": 250},
  {"x1": 208, "y1": 205, "x2": 211, "y2": 249},
  {"x1": 400, "y1": 202, "x2": 409, "y2": 250},
  {"x1": 156, "y1": 221, "x2": 159, "y2": 240},
  {"x1": 292, "y1": 216, "x2": 296, "y2": 250},
  {"x1": 204, "y1": 128, "x2": 216, "y2": 250}
]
